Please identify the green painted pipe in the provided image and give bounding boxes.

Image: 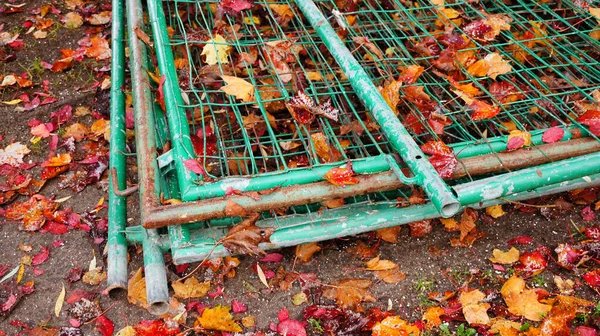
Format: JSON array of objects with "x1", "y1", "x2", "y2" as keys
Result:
[
  {"x1": 106, "y1": 0, "x2": 128, "y2": 296},
  {"x1": 454, "y1": 152, "x2": 600, "y2": 205},
  {"x1": 180, "y1": 155, "x2": 392, "y2": 201},
  {"x1": 127, "y1": 0, "x2": 169, "y2": 315},
  {"x1": 295, "y1": 0, "x2": 459, "y2": 217},
  {"x1": 146, "y1": 0, "x2": 197, "y2": 195}
]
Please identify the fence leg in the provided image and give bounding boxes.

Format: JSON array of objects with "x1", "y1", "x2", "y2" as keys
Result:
[{"x1": 106, "y1": 0, "x2": 128, "y2": 296}]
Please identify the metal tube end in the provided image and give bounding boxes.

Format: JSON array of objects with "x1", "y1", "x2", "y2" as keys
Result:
[
  {"x1": 106, "y1": 285, "x2": 127, "y2": 299},
  {"x1": 441, "y1": 201, "x2": 461, "y2": 217},
  {"x1": 148, "y1": 301, "x2": 170, "y2": 315}
]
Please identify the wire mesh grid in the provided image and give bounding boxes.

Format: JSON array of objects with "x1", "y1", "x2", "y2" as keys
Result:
[
  {"x1": 314, "y1": 0, "x2": 600, "y2": 175},
  {"x1": 159, "y1": 0, "x2": 401, "y2": 181}
]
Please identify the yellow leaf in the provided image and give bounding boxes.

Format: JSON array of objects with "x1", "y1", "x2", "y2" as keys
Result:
[
  {"x1": 2, "y1": 99, "x2": 22, "y2": 105},
  {"x1": 91, "y1": 119, "x2": 110, "y2": 141},
  {"x1": 372, "y1": 316, "x2": 421, "y2": 336},
  {"x1": 44, "y1": 153, "x2": 72, "y2": 167},
  {"x1": 172, "y1": 277, "x2": 210, "y2": 299},
  {"x1": 306, "y1": 71, "x2": 323, "y2": 81},
  {"x1": 16, "y1": 264, "x2": 24, "y2": 284},
  {"x1": 220, "y1": 75, "x2": 254, "y2": 102},
  {"x1": 376, "y1": 227, "x2": 402, "y2": 243},
  {"x1": 201, "y1": 34, "x2": 231, "y2": 65},
  {"x1": 501, "y1": 275, "x2": 551, "y2": 321},
  {"x1": 115, "y1": 326, "x2": 137, "y2": 336},
  {"x1": 64, "y1": 12, "x2": 83, "y2": 29},
  {"x1": 365, "y1": 256, "x2": 398, "y2": 271},
  {"x1": 268, "y1": 4, "x2": 294, "y2": 20},
  {"x1": 440, "y1": 217, "x2": 459, "y2": 232},
  {"x1": 590, "y1": 8, "x2": 600, "y2": 24},
  {"x1": 197, "y1": 305, "x2": 242, "y2": 332},
  {"x1": 127, "y1": 268, "x2": 148, "y2": 308},
  {"x1": 486, "y1": 204, "x2": 506, "y2": 219},
  {"x1": 241, "y1": 315, "x2": 255, "y2": 328},
  {"x1": 489, "y1": 247, "x2": 520, "y2": 264},
  {"x1": 379, "y1": 79, "x2": 403, "y2": 113},
  {"x1": 55, "y1": 284, "x2": 66, "y2": 317},
  {"x1": 256, "y1": 263, "x2": 269, "y2": 288},
  {"x1": 292, "y1": 292, "x2": 308, "y2": 305},
  {"x1": 459, "y1": 289, "x2": 490, "y2": 325}
]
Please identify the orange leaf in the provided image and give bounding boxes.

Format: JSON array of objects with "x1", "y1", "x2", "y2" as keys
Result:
[
  {"x1": 323, "y1": 278, "x2": 376, "y2": 312},
  {"x1": 42, "y1": 153, "x2": 72, "y2": 167},
  {"x1": 398, "y1": 65, "x2": 424, "y2": 84},
  {"x1": 376, "y1": 227, "x2": 401, "y2": 243},
  {"x1": 460, "y1": 289, "x2": 490, "y2": 325},
  {"x1": 501, "y1": 275, "x2": 551, "y2": 321},
  {"x1": 311, "y1": 132, "x2": 341, "y2": 163},
  {"x1": 374, "y1": 267, "x2": 406, "y2": 284},
  {"x1": 459, "y1": 208, "x2": 478, "y2": 241},
  {"x1": 85, "y1": 37, "x2": 111, "y2": 60},
  {"x1": 372, "y1": 316, "x2": 421, "y2": 336},
  {"x1": 365, "y1": 256, "x2": 397, "y2": 271},
  {"x1": 489, "y1": 247, "x2": 520, "y2": 264},
  {"x1": 422, "y1": 306, "x2": 445, "y2": 329},
  {"x1": 295, "y1": 242, "x2": 321, "y2": 262},
  {"x1": 323, "y1": 163, "x2": 358, "y2": 187},
  {"x1": 379, "y1": 79, "x2": 403, "y2": 113},
  {"x1": 539, "y1": 295, "x2": 593, "y2": 335}
]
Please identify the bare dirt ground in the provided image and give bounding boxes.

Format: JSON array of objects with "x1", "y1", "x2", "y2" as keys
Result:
[{"x1": 1, "y1": 0, "x2": 600, "y2": 335}]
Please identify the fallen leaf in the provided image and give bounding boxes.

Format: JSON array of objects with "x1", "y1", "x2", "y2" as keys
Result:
[
  {"x1": 88, "y1": 11, "x2": 111, "y2": 25},
  {"x1": 256, "y1": 263, "x2": 269, "y2": 288},
  {"x1": 323, "y1": 278, "x2": 376, "y2": 312},
  {"x1": 376, "y1": 227, "x2": 402, "y2": 243},
  {"x1": 311, "y1": 132, "x2": 341, "y2": 163},
  {"x1": 197, "y1": 305, "x2": 242, "y2": 332},
  {"x1": 542, "y1": 127, "x2": 565, "y2": 143},
  {"x1": 323, "y1": 163, "x2": 358, "y2": 187},
  {"x1": 115, "y1": 326, "x2": 136, "y2": 336},
  {"x1": 183, "y1": 159, "x2": 205, "y2": 175},
  {"x1": 202, "y1": 34, "x2": 231, "y2": 65},
  {"x1": 220, "y1": 75, "x2": 254, "y2": 102},
  {"x1": 459, "y1": 208, "x2": 478, "y2": 241},
  {"x1": 467, "y1": 52, "x2": 512, "y2": 79},
  {"x1": 507, "y1": 130, "x2": 531, "y2": 150},
  {"x1": 420, "y1": 140, "x2": 457, "y2": 178},
  {"x1": 379, "y1": 79, "x2": 403, "y2": 112},
  {"x1": 82, "y1": 267, "x2": 106, "y2": 286},
  {"x1": 221, "y1": 0, "x2": 253, "y2": 12},
  {"x1": 486, "y1": 204, "x2": 506, "y2": 218},
  {"x1": 489, "y1": 247, "x2": 520, "y2": 264},
  {"x1": 85, "y1": 37, "x2": 111, "y2": 60},
  {"x1": 221, "y1": 213, "x2": 275, "y2": 255},
  {"x1": 501, "y1": 275, "x2": 551, "y2": 321},
  {"x1": 489, "y1": 317, "x2": 521, "y2": 335},
  {"x1": 286, "y1": 90, "x2": 339, "y2": 123},
  {"x1": 0, "y1": 142, "x2": 30, "y2": 167},
  {"x1": 55, "y1": 284, "x2": 65, "y2": 317},
  {"x1": 63, "y1": 12, "x2": 83, "y2": 28},
  {"x1": 127, "y1": 268, "x2": 147, "y2": 308},
  {"x1": 460, "y1": 289, "x2": 490, "y2": 325},
  {"x1": 365, "y1": 256, "x2": 397, "y2": 271},
  {"x1": 95, "y1": 316, "x2": 114, "y2": 336},
  {"x1": 172, "y1": 277, "x2": 210, "y2": 299},
  {"x1": 422, "y1": 306, "x2": 445, "y2": 329},
  {"x1": 295, "y1": 242, "x2": 321, "y2": 262},
  {"x1": 539, "y1": 295, "x2": 593, "y2": 335},
  {"x1": 372, "y1": 316, "x2": 421, "y2": 336}
]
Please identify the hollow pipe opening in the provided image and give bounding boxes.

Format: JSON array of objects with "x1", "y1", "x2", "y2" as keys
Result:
[{"x1": 148, "y1": 301, "x2": 170, "y2": 315}]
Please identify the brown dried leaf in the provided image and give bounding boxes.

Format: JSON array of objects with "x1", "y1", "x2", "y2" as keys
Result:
[
  {"x1": 365, "y1": 256, "x2": 397, "y2": 271},
  {"x1": 376, "y1": 227, "x2": 401, "y2": 243},
  {"x1": 323, "y1": 278, "x2": 376, "y2": 312},
  {"x1": 127, "y1": 268, "x2": 147, "y2": 309},
  {"x1": 295, "y1": 242, "x2": 321, "y2": 262},
  {"x1": 221, "y1": 213, "x2": 275, "y2": 255}
]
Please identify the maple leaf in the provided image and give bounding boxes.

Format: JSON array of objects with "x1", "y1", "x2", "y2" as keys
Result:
[
  {"x1": 311, "y1": 132, "x2": 341, "y2": 163},
  {"x1": 220, "y1": 0, "x2": 253, "y2": 13},
  {"x1": 127, "y1": 268, "x2": 147, "y2": 308},
  {"x1": 221, "y1": 213, "x2": 275, "y2": 255},
  {"x1": 295, "y1": 242, "x2": 321, "y2": 262},
  {"x1": 196, "y1": 305, "x2": 242, "y2": 332},
  {"x1": 323, "y1": 278, "x2": 376, "y2": 312},
  {"x1": 485, "y1": 204, "x2": 506, "y2": 218},
  {"x1": 323, "y1": 163, "x2": 358, "y2": 187},
  {"x1": 376, "y1": 227, "x2": 401, "y2": 243},
  {"x1": 371, "y1": 316, "x2": 421, "y2": 336},
  {"x1": 410, "y1": 220, "x2": 432, "y2": 237},
  {"x1": 501, "y1": 275, "x2": 551, "y2": 321},
  {"x1": 577, "y1": 110, "x2": 600, "y2": 135},
  {"x1": 286, "y1": 90, "x2": 339, "y2": 123},
  {"x1": 219, "y1": 75, "x2": 254, "y2": 102},
  {"x1": 202, "y1": 34, "x2": 231, "y2": 65},
  {"x1": 539, "y1": 295, "x2": 594, "y2": 335},
  {"x1": 0, "y1": 142, "x2": 30, "y2": 167},
  {"x1": 95, "y1": 316, "x2": 114, "y2": 336},
  {"x1": 172, "y1": 277, "x2": 210, "y2": 299},
  {"x1": 5, "y1": 194, "x2": 59, "y2": 231},
  {"x1": 463, "y1": 14, "x2": 512, "y2": 41},
  {"x1": 506, "y1": 130, "x2": 531, "y2": 150},
  {"x1": 467, "y1": 52, "x2": 512, "y2": 80},
  {"x1": 420, "y1": 140, "x2": 457, "y2": 178},
  {"x1": 422, "y1": 306, "x2": 445, "y2": 329},
  {"x1": 134, "y1": 320, "x2": 180, "y2": 335},
  {"x1": 85, "y1": 37, "x2": 111, "y2": 60},
  {"x1": 489, "y1": 247, "x2": 520, "y2": 264},
  {"x1": 63, "y1": 12, "x2": 83, "y2": 29},
  {"x1": 379, "y1": 79, "x2": 403, "y2": 113},
  {"x1": 459, "y1": 289, "x2": 490, "y2": 325}
]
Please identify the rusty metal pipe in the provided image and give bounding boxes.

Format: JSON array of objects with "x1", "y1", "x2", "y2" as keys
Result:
[{"x1": 142, "y1": 137, "x2": 600, "y2": 229}]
